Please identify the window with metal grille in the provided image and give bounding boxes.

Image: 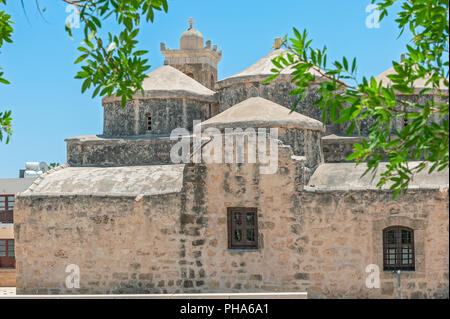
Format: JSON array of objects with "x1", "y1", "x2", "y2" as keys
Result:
[
  {"x1": 383, "y1": 226, "x2": 415, "y2": 271},
  {"x1": 146, "y1": 113, "x2": 152, "y2": 131},
  {"x1": 227, "y1": 207, "x2": 258, "y2": 249},
  {"x1": 0, "y1": 195, "x2": 14, "y2": 223},
  {"x1": 0, "y1": 239, "x2": 15, "y2": 268}
]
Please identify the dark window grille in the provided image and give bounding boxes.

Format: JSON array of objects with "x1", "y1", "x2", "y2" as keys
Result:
[
  {"x1": 0, "y1": 239, "x2": 15, "y2": 268},
  {"x1": 227, "y1": 207, "x2": 258, "y2": 249},
  {"x1": 383, "y1": 226, "x2": 415, "y2": 271},
  {"x1": 146, "y1": 113, "x2": 152, "y2": 131},
  {"x1": 0, "y1": 195, "x2": 14, "y2": 223}
]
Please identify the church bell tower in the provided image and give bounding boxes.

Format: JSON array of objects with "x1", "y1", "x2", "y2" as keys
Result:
[{"x1": 160, "y1": 18, "x2": 222, "y2": 90}]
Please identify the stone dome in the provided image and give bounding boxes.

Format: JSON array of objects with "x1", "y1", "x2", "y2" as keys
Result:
[
  {"x1": 102, "y1": 65, "x2": 216, "y2": 103},
  {"x1": 198, "y1": 97, "x2": 325, "y2": 132},
  {"x1": 141, "y1": 65, "x2": 214, "y2": 98},
  {"x1": 180, "y1": 27, "x2": 204, "y2": 50}
]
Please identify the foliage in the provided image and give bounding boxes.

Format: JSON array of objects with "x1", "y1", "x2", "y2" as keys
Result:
[
  {"x1": 49, "y1": 162, "x2": 60, "y2": 169},
  {"x1": 0, "y1": 0, "x2": 13, "y2": 143},
  {"x1": 0, "y1": 0, "x2": 169, "y2": 143},
  {"x1": 64, "y1": 0, "x2": 168, "y2": 107},
  {"x1": 266, "y1": 0, "x2": 449, "y2": 197},
  {"x1": 0, "y1": 110, "x2": 12, "y2": 143}
]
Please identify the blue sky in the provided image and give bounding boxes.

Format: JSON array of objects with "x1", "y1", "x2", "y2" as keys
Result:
[{"x1": 0, "y1": 0, "x2": 409, "y2": 178}]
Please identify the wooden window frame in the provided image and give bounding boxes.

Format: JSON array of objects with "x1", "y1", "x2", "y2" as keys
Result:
[
  {"x1": 227, "y1": 207, "x2": 258, "y2": 250},
  {"x1": 383, "y1": 226, "x2": 415, "y2": 271},
  {"x1": 0, "y1": 194, "x2": 14, "y2": 223},
  {"x1": 0, "y1": 239, "x2": 15, "y2": 268}
]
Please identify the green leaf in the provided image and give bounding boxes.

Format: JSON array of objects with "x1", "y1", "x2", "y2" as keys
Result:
[
  {"x1": 74, "y1": 54, "x2": 89, "y2": 64},
  {"x1": 343, "y1": 57, "x2": 348, "y2": 71},
  {"x1": 263, "y1": 74, "x2": 279, "y2": 84}
]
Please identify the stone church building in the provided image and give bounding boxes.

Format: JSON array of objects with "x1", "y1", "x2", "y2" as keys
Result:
[{"x1": 14, "y1": 20, "x2": 449, "y2": 298}]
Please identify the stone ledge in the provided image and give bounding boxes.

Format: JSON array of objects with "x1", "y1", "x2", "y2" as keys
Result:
[
  {"x1": 322, "y1": 134, "x2": 362, "y2": 144},
  {"x1": 102, "y1": 90, "x2": 218, "y2": 104},
  {"x1": 161, "y1": 48, "x2": 222, "y2": 64},
  {"x1": 4, "y1": 291, "x2": 307, "y2": 299},
  {"x1": 18, "y1": 192, "x2": 181, "y2": 199},
  {"x1": 0, "y1": 269, "x2": 15, "y2": 272},
  {"x1": 65, "y1": 134, "x2": 180, "y2": 143},
  {"x1": 216, "y1": 74, "x2": 328, "y2": 90},
  {"x1": 65, "y1": 136, "x2": 178, "y2": 167},
  {"x1": 304, "y1": 185, "x2": 449, "y2": 193}
]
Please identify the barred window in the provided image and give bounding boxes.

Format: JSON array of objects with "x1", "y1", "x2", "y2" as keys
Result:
[
  {"x1": 146, "y1": 113, "x2": 152, "y2": 131},
  {"x1": 0, "y1": 195, "x2": 14, "y2": 223},
  {"x1": 383, "y1": 226, "x2": 415, "y2": 271},
  {"x1": 0, "y1": 239, "x2": 15, "y2": 268},
  {"x1": 227, "y1": 207, "x2": 258, "y2": 249}
]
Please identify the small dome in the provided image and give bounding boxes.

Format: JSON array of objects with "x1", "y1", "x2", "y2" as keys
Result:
[
  {"x1": 102, "y1": 65, "x2": 215, "y2": 104},
  {"x1": 142, "y1": 65, "x2": 215, "y2": 97},
  {"x1": 180, "y1": 19, "x2": 204, "y2": 50},
  {"x1": 197, "y1": 97, "x2": 325, "y2": 132}
]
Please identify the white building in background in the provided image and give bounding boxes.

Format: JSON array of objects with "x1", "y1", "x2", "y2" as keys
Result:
[{"x1": 0, "y1": 162, "x2": 49, "y2": 286}]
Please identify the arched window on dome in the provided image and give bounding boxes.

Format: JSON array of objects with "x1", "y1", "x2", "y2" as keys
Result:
[{"x1": 146, "y1": 113, "x2": 152, "y2": 132}]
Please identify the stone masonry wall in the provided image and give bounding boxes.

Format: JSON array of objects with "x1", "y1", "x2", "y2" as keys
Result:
[
  {"x1": 295, "y1": 188, "x2": 449, "y2": 298},
  {"x1": 66, "y1": 129, "x2": 323, "y2": 169},
  {"x1": 103, "y1": 98, "x2": 212, "y2": 136},
  {"x1": 14, "y1": 193, "x2": 182, "y2": 294},
  {"x1": 218, "y1": 82, "x2": 448, "y2": 138},
  {"x1": 66, "y1": 136, "x2": 178, "y2": 166},
  {"x1": 338, "y1": 93, "x2": 448, "y2": 136},
  {"x1": 217, "y1": 81, "x2": 343, "y2": 135},
  {"x1": 14, "y1": 144, "x2": 306, "y2": 295},
  {"x1": 103, "y1": 100, "x2": 136, "y2": 136},
  {"x1": 322, "y1": 136, "x2": 361, "y2": 163},
  {"x1": 279, "y1": 128, "x2": 323, "y2": 170},
  {"x1": 171, "y1": 63, "x2": 217, "y2": 91},
  {"x1": 14, "y1": 147, "x2": 448, "y2": 297}
]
